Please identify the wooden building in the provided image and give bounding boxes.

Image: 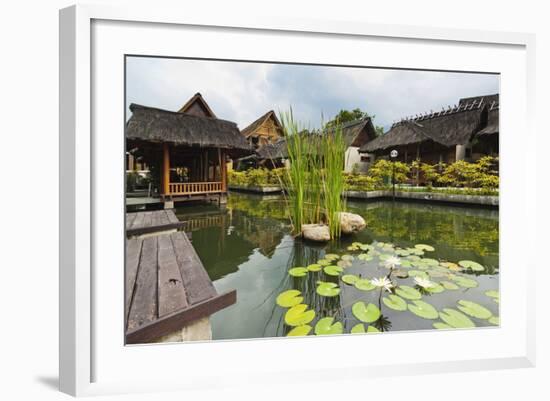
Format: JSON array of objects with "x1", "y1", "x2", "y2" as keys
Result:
[
  {"x1": 359, "y1": 94, "x2": 499, "y2": 164},
  {"x1": 126, "y1": 99, "x2": 252, "y2": 205},
  {"x1": 241, "y1": 110, "x2": 284, "y2": 149}
]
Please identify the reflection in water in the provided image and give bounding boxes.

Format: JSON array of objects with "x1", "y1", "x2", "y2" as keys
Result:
[{"x1": 174, "y1": 192, "x2": 499, "y2": 340}]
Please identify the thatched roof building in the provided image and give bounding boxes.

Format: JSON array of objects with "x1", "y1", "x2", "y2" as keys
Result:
[
  {"x1": 360, "y1": 94, "x2": 499, "y2": 163},
  {"x1": 330, "y1": 117, "x2": 378, "y2": 148},
  {"x1": 126, "y1": 103, "x2": 252, "y2": 158},
  {"x1": 241, "y1": 110, "x2": 284, "y2": 149}
]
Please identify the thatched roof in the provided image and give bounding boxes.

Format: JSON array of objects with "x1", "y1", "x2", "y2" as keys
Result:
[
  {"x1": 360, "y1": 93, "x2": 499, "y2": 153},
  {"x1": 256, "y1": 138, "x2": 288, "y2": 159},
  {"x1": 126, "y1": 104, "x2": 253, "y2": 157},
  {"x1": 477, "y1": 99, "x2": 499, "y2": 136},
  {"x1": 177, "y1": 92, "x2": 217, "y2": 118},
  {"x1": 327, "y1": 117, "x2": 377, "y2": 148},
  {"x1": 241, "y1": 110, "x2": 283, "y2": 138}
]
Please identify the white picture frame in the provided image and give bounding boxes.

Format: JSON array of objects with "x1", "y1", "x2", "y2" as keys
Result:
[{"x1": 59, "y1": 4, "x2": 536, "y2": 397}]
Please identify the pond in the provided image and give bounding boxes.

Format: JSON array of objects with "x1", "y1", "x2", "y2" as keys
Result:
[{"x1": 174, "y1": 192, "x2": 499, "y2": 340}]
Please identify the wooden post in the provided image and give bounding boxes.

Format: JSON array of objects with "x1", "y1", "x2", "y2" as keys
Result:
[
  {"x1": 217, "y1": 148, "x2": 222, "y2": 182},
  {"x1": 221, "y1": 150, "x2": 227, "y2": 191},
  {"x1": 163, "y1": 143, "x2": 170, "y2": 196}
]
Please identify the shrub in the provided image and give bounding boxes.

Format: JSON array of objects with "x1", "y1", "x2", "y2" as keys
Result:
[{"x1": 368, "y1": 159, "x2": 410, "y2": 184}]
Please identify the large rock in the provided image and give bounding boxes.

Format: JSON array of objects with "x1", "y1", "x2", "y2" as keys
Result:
[
  {"x1": 302, "y1": 224, "x2": 331, "y2": 242},
  {"x1": 338, "y1": 212, "x2": 366, "y2": 234}
]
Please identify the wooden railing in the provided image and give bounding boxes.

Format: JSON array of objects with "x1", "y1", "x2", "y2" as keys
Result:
[{"x1": 168, "y1": 181, "x2": 224, "y2": 195}]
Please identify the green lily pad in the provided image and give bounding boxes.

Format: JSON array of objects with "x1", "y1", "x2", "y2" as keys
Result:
[
  {"x1": 458, "y1": 260, "x2": 485, "y2": 272},
  {"x1": 285, "y1": 304, "x2": 316, "y2": 326},
  {"x1": 395, "y1": 285, "x2": 422, "y2": 300},
  {"x1": 341, "y1": 274, "x2": 360, "y2": 285},
  {"x1": 314, "y1": 317, "x2": 343, "y2": 335},
  {"x1": 400, "y1": 260, "x2": 413, "y2": 268},
  {"x1": 324, "y1": 253, "x2": 340, "y2": 261},
  {"x1": 488, "y1": 316, "x2": 500, "y2": 325},
  {"x1": 316, "y1": 282, "x2": 341, "y2": 297},
  {"x1": 422, "y1": 258, "x2": 439, "y2": 266},
  {"x1": 317, "y1": 259, "x2": 331, "y2": 266},
  {"x1": 357, "y1": 253, "x2": 373, "y2": 261},
  {"x1": 457, "y1": 300, "x2": 492, "y2": 319},
  {"x1": 307, "y1": 264, "x2": 322, "y2": 272},
  {"x1": 367, "y1": 326, "x2": 380, "y2": 333},
  {"x1": 394, "y1": 269, "x2": 409, "y2": 279},
  {"x1": 451, "y1": 275, "x2": 478, "y2": 288},
  {"x1": 427, "y1": 270, "x2": 447, "y2": 278},
  {"x1": 485, "y1": 290, "x2": 499, "y2": 299},
  {"x1": 341, "y1": 254, "x2": 354, "y2": 261},
  {"x1": 408, "y1": 270, "x2": 429, "y2": 279},
  {"x1": 276, "y1": 289, "x2": 303, "y2": 308},
  {"x1": 433, "y1": 322, "x2": 453, "y2": 330},
  {"x1": 441, "y1": 281, "x2": 459, "y2": 290},
  {"x1": 352, "y1": 302, "x2": 381, "y2": 323},
  {"x1": 395, "y1": 249, "x2": 411, "y2": 256},
  {"x1": 382, "y1": 294, "x2": 407, "y2": 311},
  {"x1": 337, "y1": 260, "x2": 352, "y2": 268},
  {"x1": 408, "y1": 300, "x2": 439, "y2": 319},
  {"x1": 439, "y1": 308, "x2": 475, "y2": 328},
  {"x1": 324, "y1": 265, "x2": 344, "y2": 276},
  {"x1": 350, "y1": 323, "x2": 365, "y2": 334},
  {"x1": 426, "y1": 283, "x2": 445, "y2": 294},
  {"x1": 379, "y1": 254, "x2": 393, "y2": 261},
  {"x1": 287, "y1": 325, "x2": 312, "y2": 336},
  {"x1": 415, "y1": 244, "x2": 435, "y2": 252},
  {"x1": 407, "y1": 255, "x2": 422, "y2": 261},
  {"x1": 440, "y1": 261, "x2": 462, "y2": 271},
  {"x1": 288, "y1": 267, "x2": 308, "y2": 277},
  {"x1": 355, "y1": 278, "x2": 375, "y2": 291}
]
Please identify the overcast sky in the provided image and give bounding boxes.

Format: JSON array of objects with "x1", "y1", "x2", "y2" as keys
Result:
[{"x1": 126, "y1": 56, "x2": 499, "y2": 131}]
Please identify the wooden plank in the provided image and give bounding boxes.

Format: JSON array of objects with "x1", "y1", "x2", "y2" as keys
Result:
[
  {"x1": 142, "y1": 211, "x2": 153, "y2": 228},
  {"x1": 131, "y1": 211, "x2": 145, "y2": 229},
  {"x1": 166, "y1": 209, "x2": 179, "y2": 224},
  {"x1": 126, "y1": 290, "x2": 236, "y2": 344},
  {"x1": 171, "y1": 232, "x2": 217, "y2": 305},
  {"x1": 127, "y1": 236, "x2": 158, "y2": 331},
  {"x1": 151, "y1": 210, "x2": 163, "y2": 228},
  {"x1": 125, "y1": 238, "x2": 143, "y2": 325},
  {"x1": 158, "y1": 210, "x2": 171, "y2": 226},
  {"x1": 126, "y1": 213, "x2": 137, "y2": 230},
  {"x1": 157, "y1": 235, "x2": 188, "y2": 317}
]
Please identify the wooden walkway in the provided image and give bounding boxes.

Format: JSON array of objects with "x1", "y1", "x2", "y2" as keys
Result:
[
  {"x1": 126, "y1": 210, "x2": 185, "y2": 236},
  {"x1": 126, "y1": 231, "x2": 236, "y2": 344}
]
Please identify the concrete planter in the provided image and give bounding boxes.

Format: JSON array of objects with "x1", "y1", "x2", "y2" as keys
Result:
[{"x1": 345, "y1": 190, "x2": 499, "y2": 207}]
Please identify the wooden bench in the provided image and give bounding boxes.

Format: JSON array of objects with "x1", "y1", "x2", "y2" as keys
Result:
[{"x1": 125, "y1": 231, "x2": 236, "y2": 344}]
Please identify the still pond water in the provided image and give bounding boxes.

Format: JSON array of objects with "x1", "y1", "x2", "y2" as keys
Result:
[{"x1": 174, "y1": 192, "x2": 499, "y2": 339}]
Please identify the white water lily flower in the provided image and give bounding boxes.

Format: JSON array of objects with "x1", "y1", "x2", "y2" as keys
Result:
[
  {"x1": 384, "y1": 256, "x2": 402, "y2": 269},
  {"x1": 414, "y1": 276, "x2": 434, "y2": 288},
  {"x1": 371, "y1": 276, "x2": 394, "y2": 292}
]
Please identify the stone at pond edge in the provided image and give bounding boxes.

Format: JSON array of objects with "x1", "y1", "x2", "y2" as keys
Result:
[
  {"x1": 338, "y1": 212, "x2": 367, "y2": 235},
  {"x1": 302, "y1": 224, "x2": 331, "y2": 242}
]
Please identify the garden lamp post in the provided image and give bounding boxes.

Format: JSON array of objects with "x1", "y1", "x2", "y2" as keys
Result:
[{"x1": 390, "y1": 149, "x2": 398, "y2": 200}]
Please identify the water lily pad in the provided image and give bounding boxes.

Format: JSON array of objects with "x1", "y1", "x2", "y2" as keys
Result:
[
  {"x1": 352, "y1": 302, "x2": 381, "y2": 323},
  {"x1": 341, "y1": 274, "x2": 360, "y2": 285},
  {"x1": 427, "y1": 270, "x2": 447, "y2": 278},
  {"x1": 457, "y1": 300, "x2": 492, "y2": 319},
  {"x1": 451, "y1": 275, "x2": 478, "y2": 288},
  {"x1": 395, "y1": 285, "x2": 422, "y2": 300},
  {"x1": 440, "y1": 261, "x2": 462, "y2": 271},
  {"x1": 314, "y1": 317, "x2": 343, "y2": 335},
  {"x1": 285, "y1": 304, "x2": 316, "y2": 326},
  {"x1": 341, "y1": 254, "x2": 354, "y2": 261},
  {"x1": 408, "y1": 300, "x2": 439, "y2": 319},
  {"x1": 337, "y1": 260, "x2": 353, "y2": 268},
  {"x1": 350, "y1": 323, "x2": 365, "y2": 334},
  {"x1": 426, "y1": 283, "x2": 445, "y2": 294},
  {"x1": 407, "y1": 255, "x2": 422, "y2": 261},
  {"x1": 394, "y1": 269, "x2": 409, "y2": 278},
  {"x1": 355, "y1": 278, "x2": 376, "y2": 291},
  {"x1": 488, "y1": 316, "x2": 500, "y2": 325},
  {"x1": 433, "y1": 322, "x2": 453, "y2": 330},
  {"x1": 415, "y1": 244, "x2": 435, "y2": 252},
  {"x1": 324, "y1": 265, "x2": 344, "y2": 276},
  {"x1": 439, "y1": 308, "x2": 475, "y2": 328},
  {"x1": 458, "y1": 260, "x2": 485, "y2": 272},
  {"x1": 288, "y1": 267, "x2": 308, "y2": 277},
  {"x1": 382, "y1": 294, "x2": 407, "y2": 311},
  {"x1": 367, "y1": 326, "x2": 380, "y2": 333},
  {"x1": 307, "y1": 263, "x2": 322, "y2": 272},
  {"x1": 395, "y1": 249, "x2": 411, "y2": 256},
  {"x1": 316, "y1": 282, "x2": 341, "y2": 297},
  {"x1": 317, "y1": 259, "x2": 331, "y2": 266},
  {"x1": 485, "y1": 290, "x2": 499, "y2": 299},
  {"x1": 400, "y1": 260, "x2": 413, "y2": 268},
  {"x1": 422, "y1": 258, "x2": 439, "y2": 266},
  {"x1": 357, "y1": 253, "x2": 373, "y2": 261},
  {"x1": 407, "y1": 248, "x2": 425, "y2": 256},
  {"x1": 287, "y1": 325, "x2": 312, "y2": 336},
  {"x1": 324, "y1": 253, "x2": 340, "y2": 261},
  {"x1": 441, "y1": 281, "x2": 459, "y2": 290},
  {"x1": 379, "y1": 254, "x2": 393, "y2": 261},
  {"x1": 276, "y1": 289, "x2": 303, "y2": 308},
  {"x1": 408, "y1": 270, "x2": 429, "y2": 279}
]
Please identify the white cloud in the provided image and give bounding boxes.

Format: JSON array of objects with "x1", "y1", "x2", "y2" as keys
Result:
[{"x1": 126, "y1": 56, "x2": 499, "y2": 131}]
